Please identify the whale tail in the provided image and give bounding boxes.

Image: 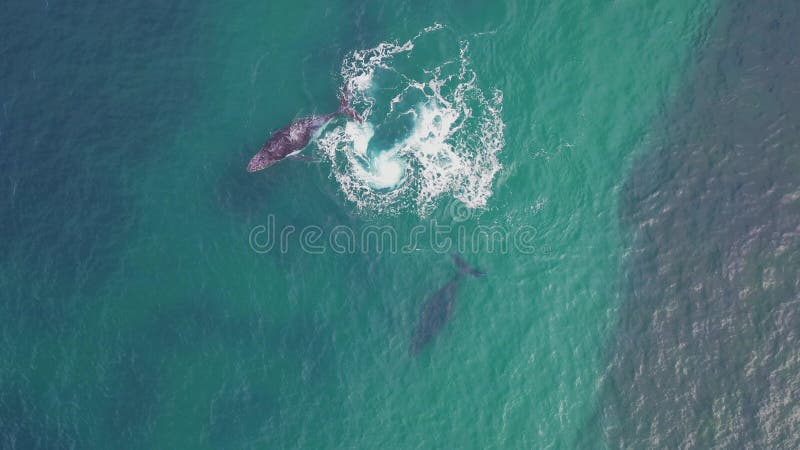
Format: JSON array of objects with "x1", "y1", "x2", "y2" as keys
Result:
[
  {"x1": 337, "y1": 87, "x2": 363, "y2": 123},
  {"x1": 452, "y1": 253, "x2": 486, "y2": 278}
]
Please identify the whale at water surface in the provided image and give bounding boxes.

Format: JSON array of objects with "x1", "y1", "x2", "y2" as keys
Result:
[{"x1": 247, "y1": 89, "x2": 362, "y2": 172}]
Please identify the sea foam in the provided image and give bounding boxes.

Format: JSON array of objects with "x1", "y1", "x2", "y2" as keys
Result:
[{"x1": 317, "y1": 25, "x2": 504, "y2": 216}]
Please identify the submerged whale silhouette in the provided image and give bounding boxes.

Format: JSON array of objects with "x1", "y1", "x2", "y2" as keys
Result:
[
  {"x1": 410, "y1": 254, "x2": 485, "y2": 355},
  {"x1": 247, "y1": 89, "x2": 363, "y2": 172}
]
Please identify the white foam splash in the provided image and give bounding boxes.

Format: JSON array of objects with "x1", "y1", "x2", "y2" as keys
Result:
[{"x1": 317, "y1": 26, "x2": 504, "y2": 216}]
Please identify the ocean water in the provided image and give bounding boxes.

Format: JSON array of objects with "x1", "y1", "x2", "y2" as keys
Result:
[{"x1": 1, "y1": 0, "x2": 797, "y2": 449}]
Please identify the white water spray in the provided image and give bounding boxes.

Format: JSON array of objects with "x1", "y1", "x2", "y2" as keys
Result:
[{"x1": 317, "y1": 25, "x2": 505, "y2": 216}]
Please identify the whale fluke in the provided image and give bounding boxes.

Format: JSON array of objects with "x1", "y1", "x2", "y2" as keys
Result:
[
  {"x1": 337, "y1": 87, "x2": 363, "y2": 123},
  {"x1": 452, "y1": 253, "x2": 486, "y2": 278}
]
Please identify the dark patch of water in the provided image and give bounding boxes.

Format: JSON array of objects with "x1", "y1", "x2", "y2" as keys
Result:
[{"x1": 591, "y1": 1, "x2": 800, "y2": 447}]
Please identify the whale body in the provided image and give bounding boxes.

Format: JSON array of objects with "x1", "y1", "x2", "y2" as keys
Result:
[
  {"x1": 247, "y1": 90, "x2": 362, "y2": 172},
  {"x1": 410, "y1": 254, "x2": 485, "y2": 355}
]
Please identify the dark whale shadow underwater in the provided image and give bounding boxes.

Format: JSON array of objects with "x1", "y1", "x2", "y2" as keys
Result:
[{"x1": 410, "y1": 254, "x2": 486, "y2": 356}]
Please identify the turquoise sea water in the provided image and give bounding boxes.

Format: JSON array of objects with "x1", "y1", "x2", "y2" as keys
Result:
[{"x1": 3, "y1": 0, "x2": 799, "y2": 448}]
